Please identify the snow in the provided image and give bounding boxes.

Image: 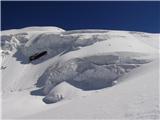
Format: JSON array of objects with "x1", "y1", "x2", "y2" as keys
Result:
[
  {"x1": 1, "y1": 26, "x2": 65, "y2": 35},
  {"x1": 1, "y1": 26, "x2": 159, "y2": 119},
  {"x1": 27, "y1": 60, "x2": 159, "y2": 119},
  {"x1": 43, "y1": 81, "x2": 83, "y2": 104}
]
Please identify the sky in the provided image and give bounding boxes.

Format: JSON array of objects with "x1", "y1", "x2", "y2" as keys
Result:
[{"x1": 1, "y1": 1, "x2": 160, "y2": 33}]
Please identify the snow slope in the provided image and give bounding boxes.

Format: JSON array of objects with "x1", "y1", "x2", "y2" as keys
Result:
[
  {"x1": 1, "y1": 27, "x2": 159, "y2": 119},
  {"x1": 27, "y1": 59, "x2": 160, "y2": 119}
]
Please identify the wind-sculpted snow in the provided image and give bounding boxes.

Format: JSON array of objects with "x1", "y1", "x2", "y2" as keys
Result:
[
  {"x1": 2, "y1": 27, "x2": 159, "y2": 119},
  {"x1": 14, "y1": 32, "x2": 109, "y2": 64},
  {"x1": 1, "y1": 35, "x2": 20, "y2": 51},
  {"x1": 1, "y1": 26, "x2": 64, "y2": 35},
  {"x1": 20, "y1": 33, "x2": 75, "y2": 58},
  {"x1": 43, "y1": 81, "x2": 82, "y2": 104},
  {"x1": 1, "y1": 27, "x2": 64, "y2": 60},
  {"x1": 1, "y1": 34, "x2": 27, "y2": 60},
  {"x1": 1, "y1": 28, "x2": 157, "y2": 64},
  {"x1": 35, "y1": 53, "x2": 152, "y2": 103}
]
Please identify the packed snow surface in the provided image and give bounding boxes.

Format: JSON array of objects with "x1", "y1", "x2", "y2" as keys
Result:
[{"x1": 1, "y1": 26, "x2": 159, "y2": 119}]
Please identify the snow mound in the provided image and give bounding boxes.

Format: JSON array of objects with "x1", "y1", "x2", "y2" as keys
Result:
[
  {"x1": 43, "y1": 81, "x2": 82, "y2": 104},
  {"x1": 11, "y1": 30, "x2": 157, "y2": 65},
  {"x1": 1, "y1": 27, "x2": 65, "y2": 60},
  {"x1": 36, "y1": 52, "x2": 152, "y2": 103},
  {"x1": 27, "y1": 59, "x2": 159, "y2": 119},
  {"x1": 14, "y1": 32, "x2": 109, "y2": 64},
  {"x1": 1, "y1": 27, "x2": 159, "y2": 119}
]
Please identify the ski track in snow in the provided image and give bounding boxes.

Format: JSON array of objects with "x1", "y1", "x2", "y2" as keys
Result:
[{"x1": 1, "y1": 27, "x2": 159, "y2": 119}]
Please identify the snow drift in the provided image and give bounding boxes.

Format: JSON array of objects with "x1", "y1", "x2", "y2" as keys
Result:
[{"x1": 1, "y1": 26, "x2": 159, "y2": 119}]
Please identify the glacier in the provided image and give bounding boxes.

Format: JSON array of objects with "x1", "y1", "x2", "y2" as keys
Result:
[{"x1": 1, "y1": 26, "x2": 159, "y2": 119}]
